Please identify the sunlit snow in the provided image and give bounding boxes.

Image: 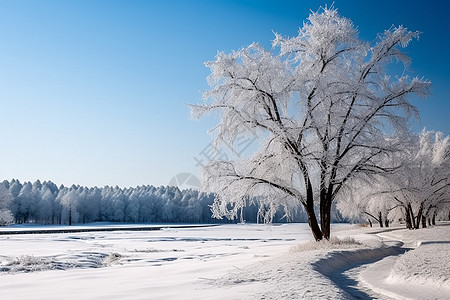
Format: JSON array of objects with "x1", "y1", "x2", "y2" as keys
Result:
[{"x1": 0, "y1": 223, "x2": 449, "y2": 299}]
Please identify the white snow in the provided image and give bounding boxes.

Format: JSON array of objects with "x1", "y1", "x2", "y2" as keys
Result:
[
  {"x1": 0, "y1": 223, "x2": 449, "y2": 299},
  {"x1": 360, "y1": 225, "x2": 450, "y2": 299}
]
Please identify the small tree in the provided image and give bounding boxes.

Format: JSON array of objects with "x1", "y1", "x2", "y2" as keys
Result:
[
  {"x1": 190, "y1": 7, "x2": 430, "y2": 240},
  {"x1": 337, "y1": 176, "x2": 402, "y2": 227},
  {"x1": 0, "y1": 182, "x2": 13, "y2": 225}
]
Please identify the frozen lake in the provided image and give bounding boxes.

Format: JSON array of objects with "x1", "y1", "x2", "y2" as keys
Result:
[{"x1": 0, "y1": 223, "x2": 315, "y2": 299}]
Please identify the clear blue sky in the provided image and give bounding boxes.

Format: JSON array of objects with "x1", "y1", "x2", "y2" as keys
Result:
[{"x1": 0, "y1": 0, "x2": 448, "y2": 188}]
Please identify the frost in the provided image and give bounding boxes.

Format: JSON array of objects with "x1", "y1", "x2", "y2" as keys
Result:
[{"x1": 190, "y1": 6, "x2": 433, "y2": 241}]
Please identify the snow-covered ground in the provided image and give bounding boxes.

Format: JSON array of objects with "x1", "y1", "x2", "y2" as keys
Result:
[{"x1": 0, "y1": 223, "x2": 448, "y2": 299}]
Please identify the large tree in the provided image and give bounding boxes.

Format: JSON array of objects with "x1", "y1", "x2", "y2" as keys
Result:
[{"x1": 190, "y1": 7, "x2": 430, "y2": 240}]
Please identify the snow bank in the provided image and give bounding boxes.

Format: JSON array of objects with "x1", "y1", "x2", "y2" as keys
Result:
[
  {"x1": 353, "y1": 225, "x2": 450, "y2": 300},
  {"x1": 360, "y1": 225, "x2": 450, "y2": 299},
  {"x1": 388, "y1": 242, "x2": 450, "y2": 287},
  {"x1": 312, "y1": 245, "x2": 404, "y2": 276}
]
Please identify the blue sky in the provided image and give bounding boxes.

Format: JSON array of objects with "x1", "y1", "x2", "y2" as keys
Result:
[{"x1": 0, "y1": 0, "x2": 448, "y2": 188}]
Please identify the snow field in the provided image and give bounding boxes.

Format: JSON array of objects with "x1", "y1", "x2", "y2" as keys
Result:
[
  {"x1": 0, "y1": 224, "x2": 311, "y2": 299},
  {"x1": 0, "y1": 223, "x2": 449, "y2": 299}
]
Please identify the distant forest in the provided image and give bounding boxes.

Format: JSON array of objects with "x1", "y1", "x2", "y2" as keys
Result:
[{"x1": 0, "y1": 179, "x2": 343, "y2": 225}]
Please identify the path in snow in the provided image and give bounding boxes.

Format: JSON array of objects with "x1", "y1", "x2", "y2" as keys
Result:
[
  {"x1": 330, "y1": 258, "x2": 395, "y2": 299},
  {"x1": 312, "y1": 243, "x2": 407, "y2": 299},
  {"x1": 328, "y1": 225, "x2": 450, "y2": 300},
  {"x1": 358, "y1": 227, "x2": 450, "y2": 299}
]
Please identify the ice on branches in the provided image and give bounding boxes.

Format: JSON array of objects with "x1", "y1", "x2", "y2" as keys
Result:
[{"x1": 190, "y1": 7, "x2": 432, "y2": 241}]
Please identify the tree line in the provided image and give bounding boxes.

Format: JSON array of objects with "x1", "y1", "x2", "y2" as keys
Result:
[{"x1": 0, "y1": 179, "x2": 329, "y2": 226}]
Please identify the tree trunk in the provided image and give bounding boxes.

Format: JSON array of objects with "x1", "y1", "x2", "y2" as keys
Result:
[
  {"x1": 305, "y1": 200, "x2": 322, "y2": 241},
  {"x1": 368, "y1": 219, "x2": 372, "y2": 227},
  {"x1": 405, "y1": 207, "x2": 412, "y2": 229},
  {"x1": 421, "y1": 215, "x2": 427, "y2": 228},
  {"x1": 384, "y1": 218, "x2": 390, "y2": 228},
  {"x1": 407, "y1": 203, "x2": 416, "y2": 230},
  {"x1": 69, "y1": 206, "x2": 72, "y2": 226},
  {"x1": 305, "y1": 172, "x2": 322, "y2": 241},
  {"x1": 432, "y1": 211, "x2": 437, "y2": 225},
  {"x1": 320, "y1": 191, "x2": 332, "y2": 240},
  {"x1": 378, "y1": 211, "x2": 383, "y2": 228},
  {"x1": 415, "y1": 203, "x2": 424, "y2": 230}
]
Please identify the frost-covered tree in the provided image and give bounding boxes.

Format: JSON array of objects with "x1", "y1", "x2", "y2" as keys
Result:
[
  {"x1": 30, "y1": 180, "x2": 43, "y2": 221},
  {"x1": 190, "y1": 7, "x2": 430, "y2": 240},
  {"x1": 11, "y1": 182, "x2": 33, "y2": 223},
  {"x1": 0, "y1": 182, "x2": 13, "y2": 225},
  {"x1": 125, "y1": 189, "x2": 141, "y2": 223},
  {"x1": 337, "y1": 176, "x2": 402, "y2": 227},
  {"x1": 387, "y1": 130, "x2": 449, "y2": 229},
  {"x1": 60, "y1": 186, "x2": 80, "y2": 225},
  {"x1": 111, "y1": 187, "x2": 128, "y2": 222},
  {"x1": 76, "y1": 187, "x2": 101, "y2": 224},
  {"x1": 36, "y1": 185, "x2": 55, "y2": 224},
  {"x1": 341, "y1": 130, "x2": 450, "y2": 229},
  {"x1": 9, "y1": 179, "x2": 22, "y2": 198}
]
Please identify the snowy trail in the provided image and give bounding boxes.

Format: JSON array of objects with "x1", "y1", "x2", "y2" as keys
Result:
[
  {"x1": 312, "y1": 242, "x2": 407, "y2": 300},
  {"x1": 321, "y1": 225, "x2": 450, "y2": 300},
  {"x1": 330, "y1": 240, "x2": 409, "y2": 299},
  {"x1": 357, "y1": 227, "x2": 450, "y2": 300},
  {"x1": 334, "y1": 263, "x2": 391, "y2": 299},
  {"x1": 327, "y1": 255, "x2": 401, "y2": 299}
]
